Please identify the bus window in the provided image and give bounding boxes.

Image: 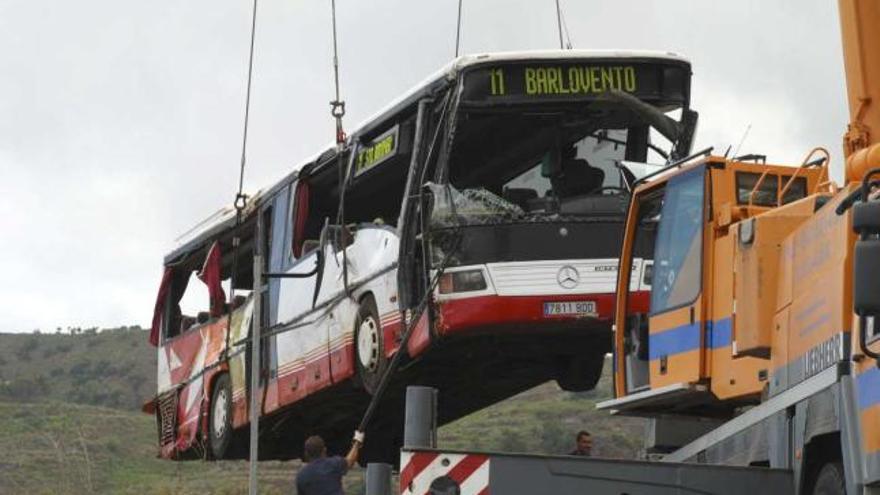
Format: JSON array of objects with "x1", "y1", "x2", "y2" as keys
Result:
[
  {"x1": 578, "y1": 130, "x2": 629, "y2": 190},
  {"x1": 504, "y1": 162, "x2": 551, "y2": 202},
  {"x1": 290, "y1": 181, "x2": 310, "y2": 259},
  {"x1": 500, "y1": 132, "x2": 629, "y2": 211},
  {"x1": 298, "y1": 167, "x2": 340, "y2": 255},
  {"x1": 651, "y1": 167, "x2": 705, "y2": 314},
  {"x1": 447, "y1": 112, "x2": 636, "y2": 218},
  {"x1": 177, "y1": 271, "x2": 210, "y2": 326}
]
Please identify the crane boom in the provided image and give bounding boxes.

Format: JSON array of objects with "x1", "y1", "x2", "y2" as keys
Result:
[{"x1": 840, "y1": 0, "x2": 880, "y2": 181}]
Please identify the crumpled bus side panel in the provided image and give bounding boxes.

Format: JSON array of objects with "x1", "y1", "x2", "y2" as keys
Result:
[
  {"x1": 228, "y1": 300, "x2": 253, "y2": 429},
  {"x1": 154, "y1": 300, "x2": 253, "y2": 458}
]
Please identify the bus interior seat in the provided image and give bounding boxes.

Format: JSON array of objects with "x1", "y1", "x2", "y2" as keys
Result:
[
  {"x1": 503, "y1": 187, "x2": 538, "y2": 210},
  {"x1": 553, "y1": 158, "x2": 605, "y2": 197}
]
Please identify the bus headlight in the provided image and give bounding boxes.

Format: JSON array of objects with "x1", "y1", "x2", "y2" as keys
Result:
[{"x1": 439, "y1": 270, "x2": 487, "y2": 294}]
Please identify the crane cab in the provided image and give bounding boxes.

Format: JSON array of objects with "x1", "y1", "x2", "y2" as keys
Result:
[{"x1": 600, "y1": 154, "x2": 829, "y2": 417}]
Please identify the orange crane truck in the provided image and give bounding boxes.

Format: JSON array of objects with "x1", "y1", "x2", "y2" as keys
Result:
[
  {"x1": 597, "y1": 0, "x2": 880, "y2": 493},
  {"x1": 378, "y1": 1, "x2": 880, "y2": 494}
]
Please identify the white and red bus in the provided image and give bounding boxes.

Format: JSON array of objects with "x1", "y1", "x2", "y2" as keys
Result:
[{"x1": 143, "y1": 50, "x2": 695, "y2": 462}]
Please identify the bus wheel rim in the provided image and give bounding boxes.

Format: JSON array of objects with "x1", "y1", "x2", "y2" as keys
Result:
[
  {"x1": 358, "y1": 316, "x2": 380, "y2": 372},
  {"x1": 213, "y1": 388, "x2": 228, "y2": 439}
]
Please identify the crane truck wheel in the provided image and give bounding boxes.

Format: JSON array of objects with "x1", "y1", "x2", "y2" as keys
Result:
[
  {"x1": 555, "y1": 352, "x2": 605, "y2": 392},
  {"x1": 811, "y1": 461, "x2": 845, "y2": 495},
  {"x1": 208, "y1": 373, "x2": 234, "y2": 459},
  {"x1": 354, "y1": 295, "x2": 388, "y2": 395}
]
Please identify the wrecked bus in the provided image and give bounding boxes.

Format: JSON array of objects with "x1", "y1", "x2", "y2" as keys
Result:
[{"x1": 144, "y1": 50, "x2": 695, "y2": 462}]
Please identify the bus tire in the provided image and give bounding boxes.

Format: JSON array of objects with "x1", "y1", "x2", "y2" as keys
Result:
[
  {"x1": 811, "y1": 461, "x2": 845, "y2": 495},
  {"x1": 355, "y1": 295, "x2": 387, "y2": 394},
  {"x1": 555, "y1": 353, "x2": 605, "y2": 392},
  {"x1": 208, "y1": 373, "x2": 234, "y2": 459}
]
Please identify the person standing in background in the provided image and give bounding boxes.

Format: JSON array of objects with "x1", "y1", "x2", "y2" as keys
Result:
[{"x1": 569, "y1": 430, "x2": 593, "y2": 456}]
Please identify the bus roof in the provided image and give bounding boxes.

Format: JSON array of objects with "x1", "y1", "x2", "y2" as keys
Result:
[{"x1": 164, "y1": 49, "x2": 691, "y2": 264}]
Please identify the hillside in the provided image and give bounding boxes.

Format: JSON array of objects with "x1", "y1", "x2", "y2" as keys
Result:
[
  {"x1": 0, "y1": 400, "x2": 319, "y2": 495},
  {"x1": 439, "y1": 364, "x2": 645, "y2": 459},
  {"x1": 0, "y1": 330, "x2": 645, "y2": 494},
  {"x1": 0, "y1": 327, "x2": 156, "y2": 410}
]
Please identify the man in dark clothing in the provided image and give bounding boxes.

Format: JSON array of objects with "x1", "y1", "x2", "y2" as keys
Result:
[
  {"x1": 568, "y1": 430, "x2": 593, "y2": 457},
  {"x1": 295, "y1": 431, "x2": 364, "y2": 495}
]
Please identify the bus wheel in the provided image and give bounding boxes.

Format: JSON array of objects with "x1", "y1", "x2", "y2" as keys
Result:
[
  {"x1": 811, "y1": 462, "x2": 845, "y2": 495},
  {"x1": 355, "y1": 295, "x2": 387, "y2": 394},
  {"x1": 208, "y1": 373, "x2": 233, "y2": 459},
  {"x1": 555, "y1": 353, "x2": 605, "y2": 392}
]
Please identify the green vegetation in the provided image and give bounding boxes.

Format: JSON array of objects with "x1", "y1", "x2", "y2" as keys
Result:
[
  {"x1": 0, "y1": 400, "x2": 321, "y2": 494},
  {"x1": 0, "y1": 330, "x2": 644, "y2": 493},
  {"x1": 439, "y1": 362, "x2": 645, "y2": 459},
  {"x1": 0, "y1": 327, "x2": 155, "y2": 410}
]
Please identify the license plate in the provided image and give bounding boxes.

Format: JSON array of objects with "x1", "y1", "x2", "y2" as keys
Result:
[{"x1": 543, "y1": 301, "x2": 597, "y2": 317}]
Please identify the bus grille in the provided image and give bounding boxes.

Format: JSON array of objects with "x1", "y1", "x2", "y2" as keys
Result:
[
  {"x1": 157, "y1": 391, "x2": 178, "y2": 448},
  {"x1": 486, "y1": 259, "x2": 622, "y2": 296}
]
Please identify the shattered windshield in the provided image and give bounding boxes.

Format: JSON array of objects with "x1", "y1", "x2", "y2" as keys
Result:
[
  {"x1": 442, "y1": 109, "x2": 674, "y2": 226},
  {"x1": 426, "y1": 182, "x2": 525, "y2": 229}
]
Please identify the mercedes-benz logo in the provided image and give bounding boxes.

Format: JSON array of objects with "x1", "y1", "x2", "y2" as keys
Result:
[{"x1": 557, "y1": 265, "x2": 580, "y2": 289}]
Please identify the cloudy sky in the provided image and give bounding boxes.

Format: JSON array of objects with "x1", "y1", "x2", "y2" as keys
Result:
[{"x1": 0, "y1": 0, "x2": 848, "y2": 333}]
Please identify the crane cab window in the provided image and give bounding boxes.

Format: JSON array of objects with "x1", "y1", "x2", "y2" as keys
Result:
[
  {"x1": 736, "y1": 172, "x2": 808, "y2": 206},
  {"x1": 780, "y1": 175, "x2": 808, "y2": 204},
  {"x1": 650, "y1": 167, "x2": 705, "y2": 315}
]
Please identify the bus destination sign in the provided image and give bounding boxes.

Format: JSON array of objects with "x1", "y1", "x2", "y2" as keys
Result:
[
  {"x1": 461, "y1": 61, "x2": 687, "y2": 105},
  {"x1": 355, "y1": 125, "x2": 398, "y2": 177}
]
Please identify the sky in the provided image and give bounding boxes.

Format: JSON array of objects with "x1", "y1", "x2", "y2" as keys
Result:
[{"x1": 0, "y1": 0, "x2": 848, "y2": 333}]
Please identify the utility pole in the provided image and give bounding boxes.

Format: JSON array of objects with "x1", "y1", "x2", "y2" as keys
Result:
[{"x1": 248, "y1": 255, "x2": 262, "y2": 495}]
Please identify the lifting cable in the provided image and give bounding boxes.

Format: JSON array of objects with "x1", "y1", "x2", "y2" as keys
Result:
[
  {"x1": 455, "y1": 0, "x2": 463, "y2": 57},
  {"x1": 554, "y1": 0, "x2": 573, "y2": 50},
  {"x1": 330, "y1": 0, "x2": 346, "y2": 146},
  {"x1": 328, "y1": 0, "x2": 354, "y2": 296},
  {"x1": 225, "y1": 0, "x2": 261, "y2": 359}
]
